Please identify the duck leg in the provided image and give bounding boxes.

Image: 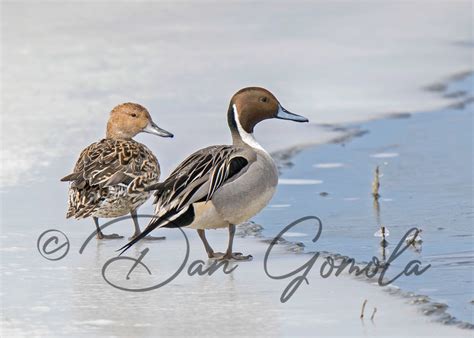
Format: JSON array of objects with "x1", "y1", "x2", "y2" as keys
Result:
[
  {"x1": 197, "y1": 226, "x2": 252, "y2": 260},
  {"x1": 129, "y1": 210, "x2": 165, "y2": 241},
  {"x1": 197, "y1": 229, "x2": 219, "y2": 258},
  {"x1": 94, "y1": 217, "x2": 123, "y2": 239},
  {"x1": 221, "y1": 224, "x2": 252, "y2": 261},
  {"x1": 197, "y1": 229, "x2": 229, "y2": 258}
]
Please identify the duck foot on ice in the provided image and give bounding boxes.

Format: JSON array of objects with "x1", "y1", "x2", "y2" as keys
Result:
[
  {"x1": 212, "y1": 252, "x2": 253, "y2": 261},
  {"x1": 94, "y1": 217, "x2": 124, "y2": 239},
  {"x1": 97, "y1": 232, "x2": 123, "y2": 240}
]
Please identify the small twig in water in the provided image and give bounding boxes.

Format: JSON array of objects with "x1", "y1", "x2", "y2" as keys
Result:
[
  {"x1": 370, "y1": 307, "x2": 377, "y2": 320},
  {"x1": 374, "y1": 225, "x2": 390, "y2": 247},
  {"x1": 360, "y1": 299, "x2": 368, "y2": 319},
  {"x1": 372, "y1": 166, "x2": 380, "y2": 199}
]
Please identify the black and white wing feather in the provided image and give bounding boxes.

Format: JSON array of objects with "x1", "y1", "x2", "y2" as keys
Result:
[{"x1": 118, "y1": 145, "x2": 253, "y2": 254}]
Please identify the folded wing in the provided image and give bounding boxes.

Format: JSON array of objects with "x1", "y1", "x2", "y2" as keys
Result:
[
  {"x1": 61, "y1": 139, "x2": 159, "y2": 218},
  {"x1": 118, "y1": 145, "x2": 253, "y2": 254}
]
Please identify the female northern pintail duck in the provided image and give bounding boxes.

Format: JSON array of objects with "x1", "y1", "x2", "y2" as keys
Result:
[
  {"x1": 119, "y1": 88, "x2": 308, "y2": 260},
  {"x1": 61, "y1": 103, "x2": 173, "y2": 240}
]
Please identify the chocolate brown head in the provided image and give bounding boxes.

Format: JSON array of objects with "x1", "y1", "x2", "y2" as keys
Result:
[
  {"x1": 106, "y1": 102, "x2": 173, "y2": 140},
  {"x1": 227, "y1": 87, "x2": 308, "y2": 135}
]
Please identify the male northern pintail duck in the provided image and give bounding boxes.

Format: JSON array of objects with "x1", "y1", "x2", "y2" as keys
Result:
[
  {"x1": 119, "y1": 87, "x2": 308, "y2": 260},
  {"x1": 61, "y1": 103, "x2": 173, "y2": 240}
]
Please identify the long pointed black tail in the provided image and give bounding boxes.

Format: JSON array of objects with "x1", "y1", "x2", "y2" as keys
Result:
[
  {"x1": 117, "y1": 206, "x2": 194, "y2": 255},
  {"x1": 117, "y1": 219, "x2": 162, "y2": 255}
]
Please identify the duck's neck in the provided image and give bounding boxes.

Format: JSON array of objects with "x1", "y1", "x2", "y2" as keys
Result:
[
  {"x1": 105, "y1": 131, "x2": 132, "y2": 140},
  {"x1": 106, "y1": 122, "x2": 133, "y2": 140},
  {"x1": 228, "y1": 104, "x2": 266, "y2": 151}
]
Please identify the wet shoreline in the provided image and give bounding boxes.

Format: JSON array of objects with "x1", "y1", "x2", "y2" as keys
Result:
[{"x1": 262, "y1": 71, "x2": 473, "y2": 327}]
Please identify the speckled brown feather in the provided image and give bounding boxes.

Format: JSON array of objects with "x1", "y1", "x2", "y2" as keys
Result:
[{"x1": 61, "y1": 139, "x2": 160, "y2": 219}]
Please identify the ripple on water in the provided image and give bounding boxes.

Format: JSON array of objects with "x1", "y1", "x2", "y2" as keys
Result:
[
  {"x1": 370, "y1": 152, "x2": 399, "y2": 158},
  {"x1": 31, "y1": 306, "x2": 51, "y2": 313},
  {"x1": 74, "y1": 320, "x2": 117, "y2": 326},
  {"x1": 284, "y1": 232, "x2": 308, "y2": 237},
  {"x1": 278, "y1": 178, "x2": 323, "y2": 185},
  {"x1": 269, "y1": 204, "x2": 291, "y2": 208},
  {"x1": 313, "y1": 162, "x2": 344, "y2": 169}
]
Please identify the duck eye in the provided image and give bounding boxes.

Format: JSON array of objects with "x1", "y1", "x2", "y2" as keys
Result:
[
  {"x1": 259, "y1": 97, "x2": 268, "y2": 103},
  {"x1": 130, "y1": 113, "x2": 137, "y2": 118}
]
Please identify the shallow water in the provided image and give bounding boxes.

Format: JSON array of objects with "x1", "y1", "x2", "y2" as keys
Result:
[{"x1": 257, "y1": 74, "x2": 474, "y2": 323}]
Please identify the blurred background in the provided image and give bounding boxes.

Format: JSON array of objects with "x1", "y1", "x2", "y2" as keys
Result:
[{"x1": 1, "y1": 0, "x2": 472, "y2": 188}]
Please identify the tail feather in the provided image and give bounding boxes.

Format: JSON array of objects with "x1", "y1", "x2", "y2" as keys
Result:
[
  {"x1": 117, "y1": 206, "x2": 194, "y2": 255},
  {"x1": 60, "y1": 172, "x2": 82, "y2": 182},
  {"x1": 117, "y1": 219, "x2": 162, "y2": 255}
]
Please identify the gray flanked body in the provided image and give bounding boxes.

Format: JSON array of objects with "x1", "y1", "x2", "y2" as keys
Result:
[
  {"x1": 119, "y1": 87, "x2": 308, "y2": 260},
  {"x1": 193, "y1": 148, "x2": 278, "y2": 229}
]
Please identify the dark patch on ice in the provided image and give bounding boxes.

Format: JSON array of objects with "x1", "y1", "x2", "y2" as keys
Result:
[
  {"x1": 271, "y1": 147, "x2": 302, "y2": 173},
  {"x1": 444, "y1": 90, "x2": 467, "y2": 99},
  {"x1": 453, "y1": 40, "x2": 474, "y2": 48},
  {"x1": 424, "y1": 83, "x2": 447, "y2": 92},
  {"x1": 236, "y1": 221, "x2": 264, "y2": 238},
  {"x1": 423, "y1": 70, "x2": 473, "y2": 95},
  {"x1": 447, "y1": 97, "x2": 474, "y2": 110},
  {"x1": 330, "y1": 128, "x2": 369, "y2": 145},
  {"x1": 237, "y1": 222, "x2": 305, "y2": 253},
  {"x1": 383, "y1": 112, "x2": 412, "y2": 120},
  {"x1": 448, "y1": 70, "x2": 474, "y2": 81}
]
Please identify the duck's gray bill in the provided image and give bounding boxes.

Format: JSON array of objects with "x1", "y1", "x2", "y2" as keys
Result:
[
  {"x1": 143, "y1": 121, "x2": 174, "y2": 138},
  {"x1": 276, "y1": 105, "x2": 309, "y2": 122}
]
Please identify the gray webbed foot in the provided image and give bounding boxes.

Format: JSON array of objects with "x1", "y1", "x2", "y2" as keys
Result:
[
  {"x1": 215, "y1": 252, "x2": 253, "y2": 261},
  {"x1": 208, "y1": 251, "x2": 225, "y2": 259},
  {"x1": 97, "y1": 233, "x2": 124, "y2": 240}
]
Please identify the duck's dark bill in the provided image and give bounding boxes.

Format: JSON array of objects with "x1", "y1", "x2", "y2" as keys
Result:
[
  {"x1": 143, "y1": 121, "x2": 174, "y2": 138},
  {"x1": 276, "y1": 105, "x2": 309, "y2": 122}
]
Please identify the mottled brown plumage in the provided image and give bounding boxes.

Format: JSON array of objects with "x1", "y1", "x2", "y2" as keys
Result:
[
  {"x1": 62, "y1": 138, "x2": 160, "y2": 219},
  {"x1": 61, "y1": 102, "x2": 173, "y2": 239}
]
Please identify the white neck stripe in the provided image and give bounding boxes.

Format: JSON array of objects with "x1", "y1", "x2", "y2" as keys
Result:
[{"x1": 232, "y1": 104, "x2": 265, "y2": 151}]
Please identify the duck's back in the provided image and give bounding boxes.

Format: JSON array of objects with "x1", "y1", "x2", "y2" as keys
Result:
[{"x1": 62, "y1": 139, "x2": 160, "y2": 219}]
